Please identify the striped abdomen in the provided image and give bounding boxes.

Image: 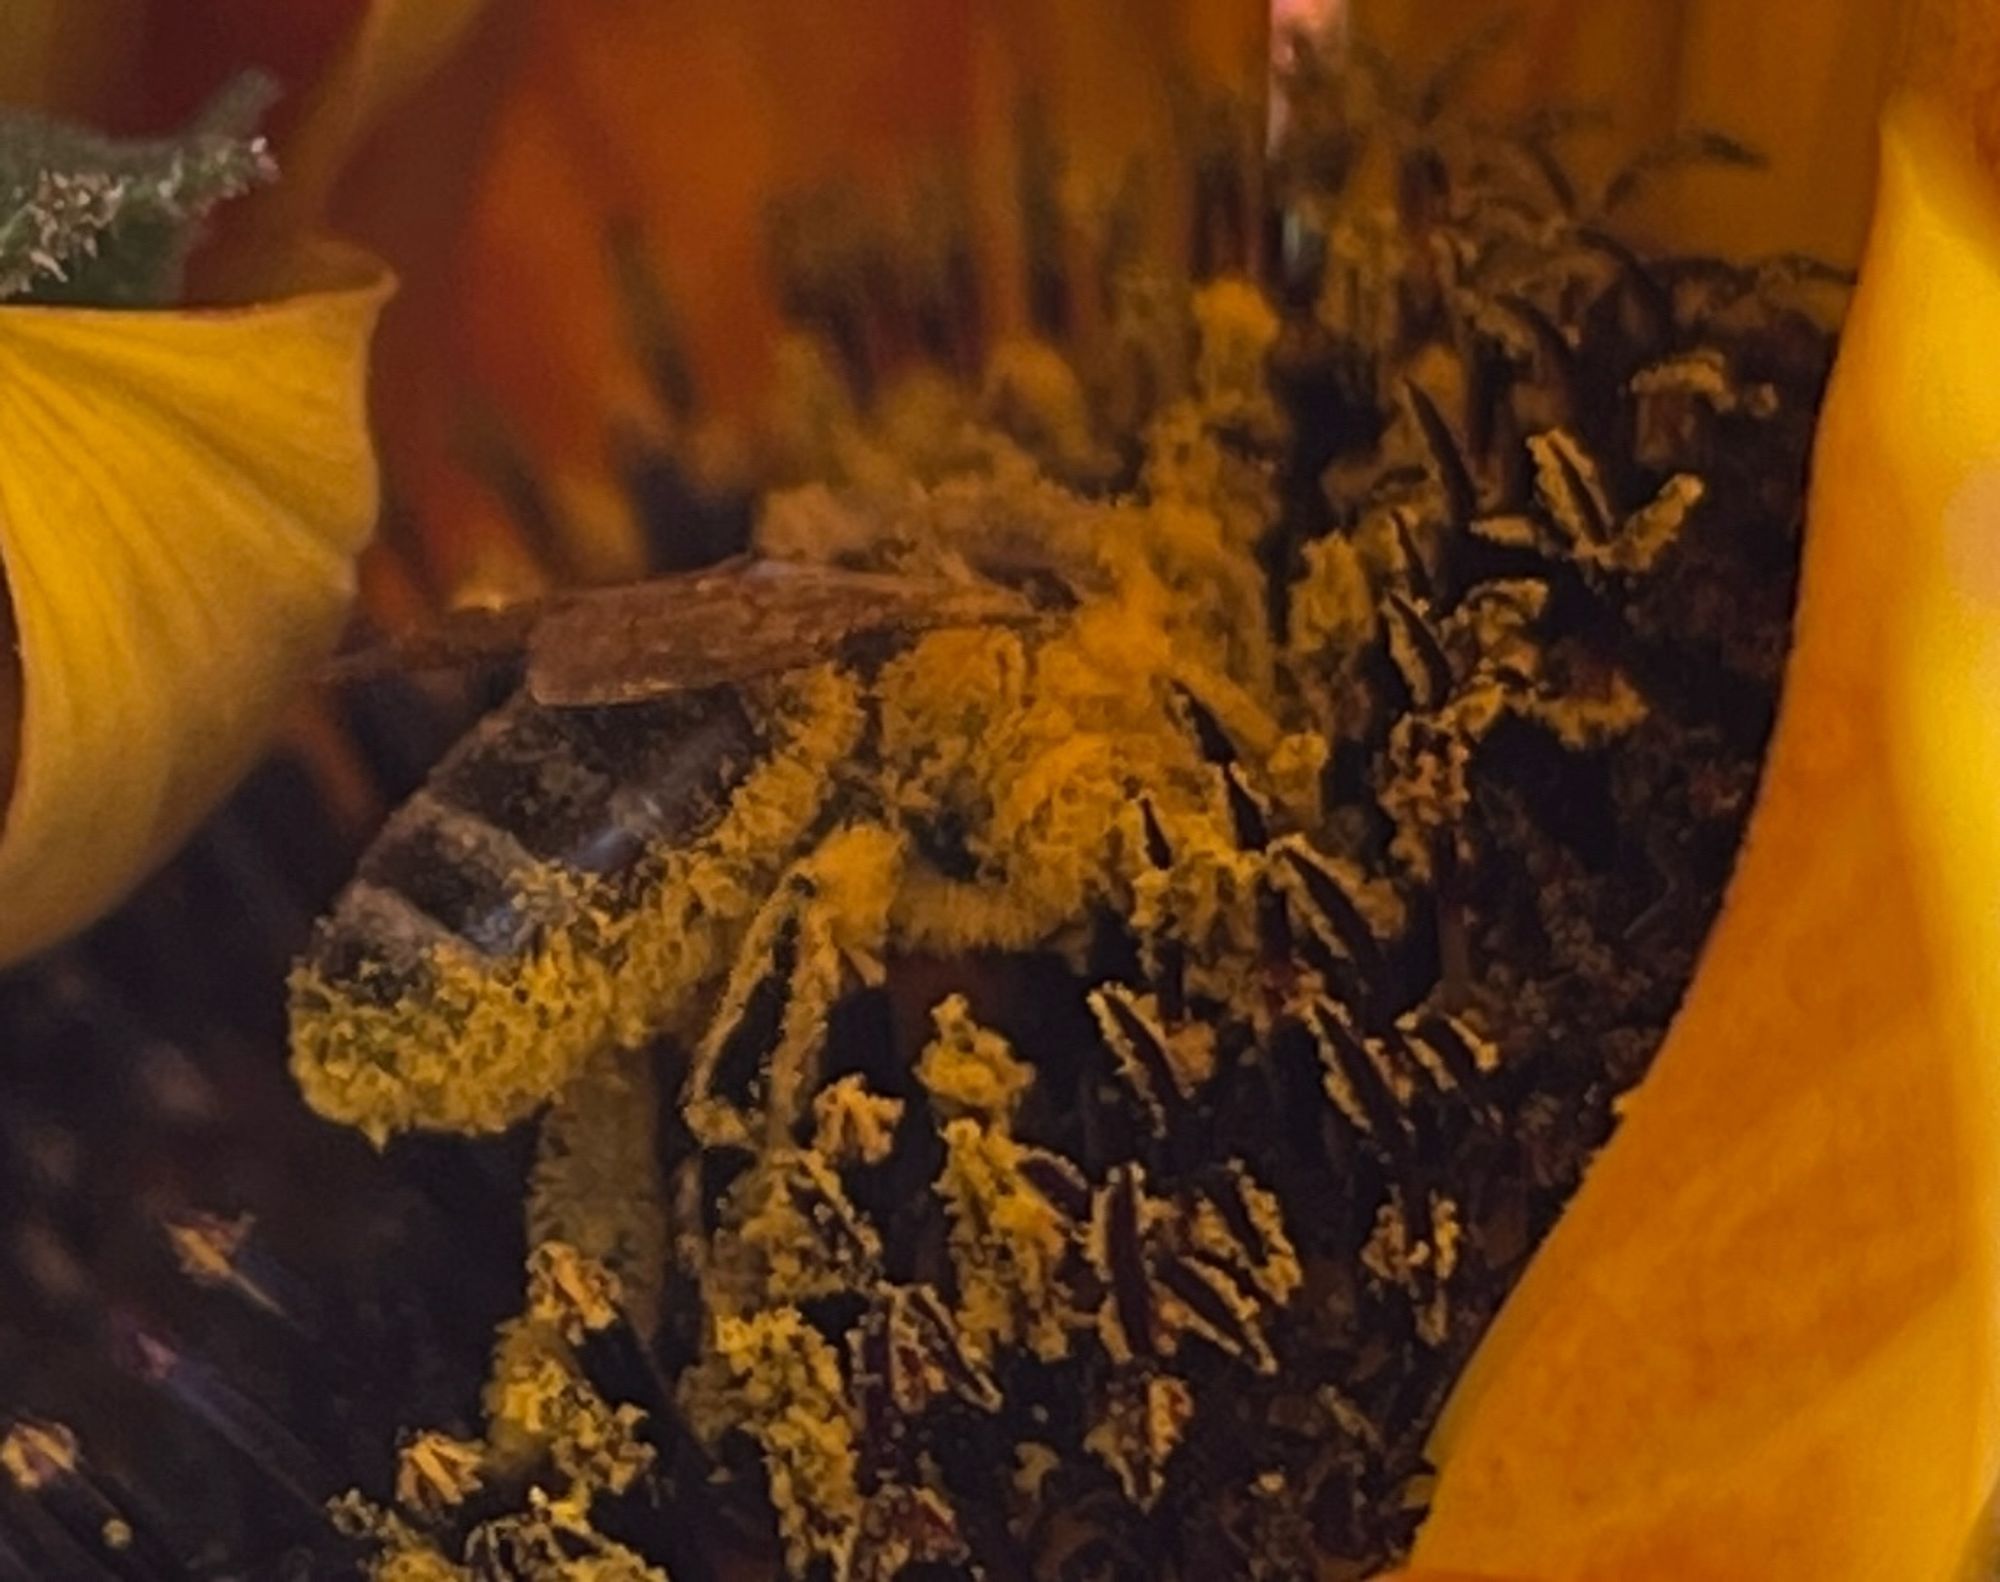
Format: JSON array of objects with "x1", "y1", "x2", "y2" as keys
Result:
[
  {"x1": 306, "y1": 688, "x2": 757, "y2": 997},
  {"x1": 289, "y1": 685, "x2": 784, "y2": 1141}
]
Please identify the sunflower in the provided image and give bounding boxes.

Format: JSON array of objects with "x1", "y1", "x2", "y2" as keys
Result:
[{"x1": 0, "y1": 3, "x2": 1996, "y2": 1581}]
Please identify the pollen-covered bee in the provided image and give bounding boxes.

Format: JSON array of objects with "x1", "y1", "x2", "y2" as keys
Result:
[{"x1": 290, "y1": 554, "x2": 1039, "y2": 1141}]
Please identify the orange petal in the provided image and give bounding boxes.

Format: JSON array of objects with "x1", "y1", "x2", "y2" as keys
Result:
[
  {"x1": 332, "y1": 0, "x2": 1267, "y2": 603},
  {"x1": 267, "y1": 0, "x2": 492, "y2": 232},
  {"x1": 182, "y1": 0, "x2": 496, "y2": 297},
  {"x1": 125, "y1": 1, "x2": 369, "y2": 127},
  {"x1": 1646, "y1": 0, "x2": 1902, "y2": 263},
  {"x1": 1406, "y1": 101, "x2": 2000, "y2": 1582},
  {"x1": 0, "y1": 0, "x2": 148, "y2": 120},
  {"x1": 1349, "y1": 0, "x2": 1900, "y2": 264},
  {"x1": 1375, "y1": 1574, "x2": 1517, "y2": 1582}
]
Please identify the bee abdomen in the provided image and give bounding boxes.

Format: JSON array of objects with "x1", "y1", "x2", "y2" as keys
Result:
[
  {"x1": 317, "y1": 688, "x2": 760, "y2": 973},
  {"x1": 292, "y1": 664, "x2": 862, "y2": 1142},
  {"x1": 300, "y1": 881, "x2": 455, "y2": 1010},
  {"x1": 420, "y1": 689, "x2": 755, "y2": 879},
  {"x1": 429, "y1": 699, "x2": 629, "y2": 868},
  {"x1": 355, "y1": 792, "x2": 553, "y2": 957}
]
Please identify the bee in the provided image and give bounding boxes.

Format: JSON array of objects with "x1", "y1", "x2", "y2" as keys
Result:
[{"x1": 289, "y1": 555, "x2": 1036, "y2": 1143}]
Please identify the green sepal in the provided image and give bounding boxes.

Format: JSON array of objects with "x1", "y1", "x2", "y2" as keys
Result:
[{"x1": 0, "y1": 72, "x2": 279, "y2": 308}]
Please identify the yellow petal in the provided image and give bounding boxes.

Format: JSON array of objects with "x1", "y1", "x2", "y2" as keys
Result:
[
  {"x1": 0, "y1": 243, "x2": 391, "y2": 965},
  {"x1": 1405, "y1": 102, "x2": 2000, "y2": 1582}
]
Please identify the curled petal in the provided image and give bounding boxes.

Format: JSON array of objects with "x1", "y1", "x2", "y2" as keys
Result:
[
  {"x1": 1407, "y1": 104, "x2": 2000, "y2": 1582},
  {"x1": 0, "y1": 243, "x2": 391, "y2": 965}
]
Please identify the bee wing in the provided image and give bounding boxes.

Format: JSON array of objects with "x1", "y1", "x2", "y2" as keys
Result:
[
  {"x1": 525, "y1": 558, "x2": 1038, "y2": 706},
  {"x1": 326, "y1": 599, "x2": 546, "y2": 685}
]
